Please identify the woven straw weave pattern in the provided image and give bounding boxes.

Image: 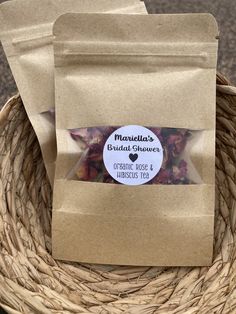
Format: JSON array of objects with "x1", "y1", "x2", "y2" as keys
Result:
[{"x1": 0, "y1": 75, "x2": 236, "y2": 314}]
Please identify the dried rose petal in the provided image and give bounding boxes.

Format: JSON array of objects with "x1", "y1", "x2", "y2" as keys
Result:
[
  {"x1": 150, "y1": 128, "x2": 164, "y2": 144},
  {"x1": 88, "y1": 166, "x2": 98, "y2": 181},
  {"x1": 70, "y1": 126, "x2": 193, "y2": 185},
  {"x1": 76, "y1": 160, "x2": 89, "y2": 181}
]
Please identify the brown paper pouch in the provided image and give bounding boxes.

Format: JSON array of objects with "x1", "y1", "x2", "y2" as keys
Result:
[
  {"x1": 53, "y1": 13, "x2": 218, "y2": 266},
  {"x1": 0, "y1": 0, "x2": 147, "y2": 186}
]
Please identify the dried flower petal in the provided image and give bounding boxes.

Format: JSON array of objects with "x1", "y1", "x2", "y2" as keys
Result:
[{"x1": 69, "y1": 126, "x2": 193, "y2": 185}]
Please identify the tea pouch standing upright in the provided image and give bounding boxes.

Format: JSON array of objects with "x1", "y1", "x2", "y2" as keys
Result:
[
  {"x1": 53, "y1": 13, "x2": 218, "y2": 266},
  {"x1": 0, "y1": 0, "x2": 147, "y2": 186}
]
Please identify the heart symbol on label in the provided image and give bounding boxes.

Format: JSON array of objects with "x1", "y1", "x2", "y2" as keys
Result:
[{"x1": 129, "y1": 153, "x2": 138, "y2": 162}]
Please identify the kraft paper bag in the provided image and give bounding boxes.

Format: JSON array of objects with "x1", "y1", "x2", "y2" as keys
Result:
[
  {"x1": 52, "y1": 13, "x2": 218, "y2": 266},
  {"x1": 0, "y1": 0, "x2": 147, "y2": 186}
]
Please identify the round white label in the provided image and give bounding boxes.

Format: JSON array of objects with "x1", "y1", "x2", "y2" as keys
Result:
[{"x1": 103, "y1": 125, "x2": 163, "y2": 185}]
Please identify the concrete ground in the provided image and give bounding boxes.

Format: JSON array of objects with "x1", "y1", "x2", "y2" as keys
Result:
[{"x1": 0, "y1": 0, "x2": 235, "y2": 106}]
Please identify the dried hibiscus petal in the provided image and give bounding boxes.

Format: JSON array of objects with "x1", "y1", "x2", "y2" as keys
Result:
[{"x1": 69, "y1": 126, "x2": 195, "y2": 185}]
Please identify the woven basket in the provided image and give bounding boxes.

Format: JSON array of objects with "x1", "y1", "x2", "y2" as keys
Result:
[{"x1": 0, "y1": 74, "x2": 236, "y2": 314}]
